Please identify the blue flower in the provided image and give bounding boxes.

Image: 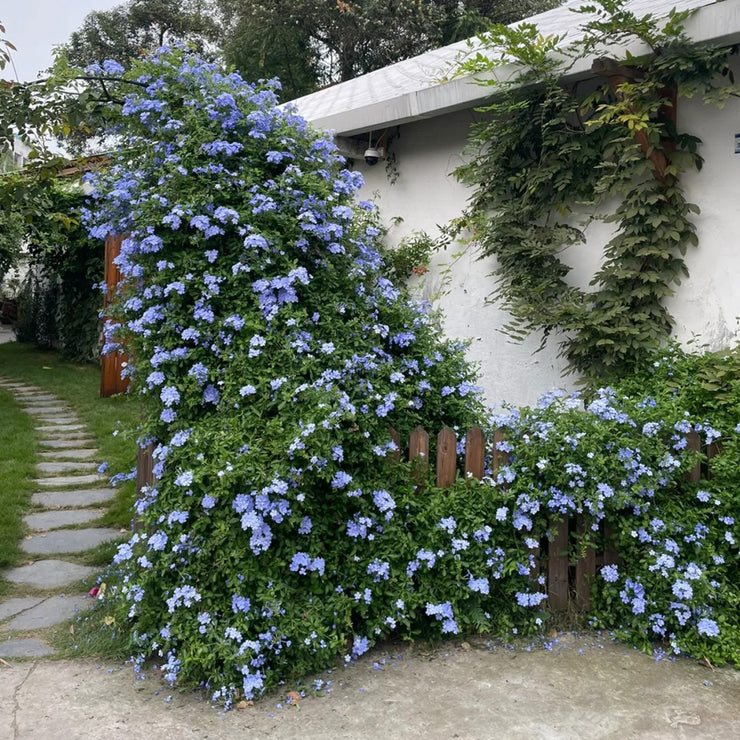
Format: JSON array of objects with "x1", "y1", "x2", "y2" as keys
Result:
[
  {"x1": 352, "y1": 636, "x2": 370, "y2": 657},
  {"x1": 331, "y1": 471, "x2": 352, "y2": 489},
  {"x1": 468, "y1": 576, "x2": 490, "y2": 595},
  {"x1": 697, "y1": 618, "x2": 720, "y2": 637},
  {"x1": 437, "y1": 517, "x2": 456, "y2": 534},
  {"x1": 174, "y1": 470, "x2": 194, "y2": 487},
  {"x1": 600, "y1": 564, "x2": 619, "y2": 583},
  {"x1": 160, "y1": 386, "x2": 181, "y2": 406},
  {"x1": 372, "y1": 489, "x2": 395, "y2": 518}
]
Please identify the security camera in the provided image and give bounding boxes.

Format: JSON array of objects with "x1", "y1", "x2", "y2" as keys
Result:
[{"x1": 364, "y1": 147, "x2": 380, "y2": 166}]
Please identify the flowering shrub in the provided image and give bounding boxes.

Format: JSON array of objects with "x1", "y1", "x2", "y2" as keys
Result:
[
  {"x1": 487, "y1": 373, "x2": 739, "y2": 666},
  {"x1": 83, "y1": 47, "x2": 485, "y2": 703},
  {"x1": 82, "y1": 49, "x2": 738, "y2": 704}
]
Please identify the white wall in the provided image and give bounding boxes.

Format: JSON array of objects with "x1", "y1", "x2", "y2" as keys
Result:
[{"x1": 350, "y1": 80, "x2": 740, "y2": 407}]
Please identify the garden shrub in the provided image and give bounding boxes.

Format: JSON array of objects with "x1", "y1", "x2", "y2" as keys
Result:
[
  {"x1": 486, "y1": 368, "x2": 739, "y2": 667},
  {"x1": 83, "y1": 48, "x2": 738, "y2": 704},
  {"x1": 83, "y1": 47, "x2": 483, "y2": 703}
]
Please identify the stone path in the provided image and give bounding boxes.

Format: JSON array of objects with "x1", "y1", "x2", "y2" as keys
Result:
[{"x1": 0, "y1": 377, "x2": 123, "y2": 658}]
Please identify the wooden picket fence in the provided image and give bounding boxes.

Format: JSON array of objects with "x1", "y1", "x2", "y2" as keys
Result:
[
  {"x1": 388, "y1": 425, "x2": 717, "y2": 612},
  {"x1": 136, "y1": 424, "x2": 717, "y2": 612}
]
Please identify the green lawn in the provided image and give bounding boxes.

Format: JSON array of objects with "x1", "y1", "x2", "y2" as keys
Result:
[
  {"x1": 0, "y1": 340, "x2": 140, "y2": 541},
  {"x1": 0, "y1": 390, "x2": 36, "y2": 582}
]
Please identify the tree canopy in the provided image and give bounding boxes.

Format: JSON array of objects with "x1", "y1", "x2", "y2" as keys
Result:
[
  {"x1": 61, "y1": 1, "x2": 560, "y2": 100},
  {"x1": 64, "y1": 0, "x2": 221, "y2": 71}
]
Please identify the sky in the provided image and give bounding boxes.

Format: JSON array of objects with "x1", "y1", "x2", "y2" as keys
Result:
[{"x1": 1, "y1": 0, "x2": 122, "y2": 82}]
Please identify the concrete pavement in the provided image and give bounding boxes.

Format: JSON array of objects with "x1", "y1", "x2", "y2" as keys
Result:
[{"x1": 0, "y1": 634, "x2": 738, "y2": 739}]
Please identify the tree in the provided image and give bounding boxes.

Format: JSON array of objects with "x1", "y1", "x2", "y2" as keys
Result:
[
  {"x1": 217, "y1": 0, "x2": 561, "y2": 99},
  {"x1": 435, "y1": 1, "x2": 561, "y2": 45},
  {"x1": 64, "y1": 0, "x2": 221, "y2": 71}
]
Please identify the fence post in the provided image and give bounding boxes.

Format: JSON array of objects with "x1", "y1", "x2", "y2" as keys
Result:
[
  {"x1": 464, "y1": 425, "x2": 485, "y2": 480},
  {"x1": 409, "y1": 426, "x2": 429, "y2": 491},
  {"x1": 136, "y1": 441, "x2": 155, "y2": 494},
  {"x1": 685, "y1": 430, "x2": 701, "y2": 483},
  {"x1": 548, "y1": 520, "x2": 570, "y2": 611},
  {"x1": 436, "y1": 427, "x2": 457, "y2": 488},
  {"x1": 574, "y1": 515, "x2": 595, "y2": 611}
]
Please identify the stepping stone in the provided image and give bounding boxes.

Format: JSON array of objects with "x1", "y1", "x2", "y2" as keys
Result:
[
  {"x1": 4, "y1": 560, "x2": 99, "y2": 589},
  {"x1": 0, "y1": 638, "x2": 55, "y2": 658},
  {"x1": 37, "y1": 424, "x2": 86, "y2": 434},
  {"x1": 33, "y1": 415, "x2": 80, "y2": 425},
  {"x1": 24, "y1": 407, "x2": 72, "y2": 417},
  {"x1": 20, "y1": 528, "x2": 121, "y2": 555},
  {"x1": 5, "y1": 594, "x2": 92, "y2": 630},
  {"x1": 36, "y1": 461, "x2": 98, "y2": 474},
  {"x1": 0, "y1": 597, "x2": 44, "y2": 622},
  {"x1": 24, "y1": 509, "x2": 105, "y2": 530},
  {"x1": 22, "y1": 402, "x2": 70, "y2": 411},
  {"x1": 39, "y1": 439, "x2": 96, "y2": 449},
  {"x1": 39, "y1": 448, "x2": 98, "y2": 460},
  {"x1": 34, "y1": 474, "x2": 101, "y2": 488},
  {"x1": 32, "y1": 489, "x2": 116, "y2": 508},
  {"x1": 16, "y1": 395, "x2": 58, "y2": 403}
]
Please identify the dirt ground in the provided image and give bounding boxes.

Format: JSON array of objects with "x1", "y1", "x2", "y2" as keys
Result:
[{"x1": 1, "y1": 632, "x2": 738, "y2": 739}]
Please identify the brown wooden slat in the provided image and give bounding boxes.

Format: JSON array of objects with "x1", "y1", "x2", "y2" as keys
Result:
[
  {"x1": 548, "y1": 519, "x2": 570, "y2": 611},
  {"x1": 574, "y1": 516, "x2": 595, "y2": 611},
  {"x1": 136, "y1": 442, "x2": 155, "y2": 494},
  {"x1": 464, "y1": 425, "x2": 485, "y2": 480},
  {"x1": 492, "y1": 428, "x2": 509, "y2": 473},
  {"x1": 436, "y1": 426, "x2": 457, "y2": 488},
  {"x1": 388, "y1": 427, "x2": 401, "y2": 462},
  {"x1": 685, "y1": 431, "x2": 701, "y2": 483},
  {"x1": 409, "y1": 426, "x2": 429, "y2": 491},
  {"x1": 706, "y1": 440, "x2": 723, "y2": 481},
  {"x1": 602, "y1": 524, "x2": 620, "y2": 568}
]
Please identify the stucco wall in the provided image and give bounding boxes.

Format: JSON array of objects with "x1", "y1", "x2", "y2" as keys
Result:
[{"x1": 349, "y1": 76, "x2": 740, "y2": 407}]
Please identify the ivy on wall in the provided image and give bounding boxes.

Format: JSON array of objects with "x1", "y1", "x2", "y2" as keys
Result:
[{"x1": 453, "y1": 0, "x2": 739, "y2": 383}]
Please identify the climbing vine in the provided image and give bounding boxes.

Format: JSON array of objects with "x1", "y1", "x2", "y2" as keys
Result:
[{"x1": 453, "y1": 0, "x2": 739, "y2": 383}]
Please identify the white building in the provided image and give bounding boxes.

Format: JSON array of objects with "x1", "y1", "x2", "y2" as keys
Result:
[
  {"x1": 290, "y1": 0, "x2": 740, "y2": 406},
  {"x1": 0, "y1": 134, "x2": 31, "y2": 173}
]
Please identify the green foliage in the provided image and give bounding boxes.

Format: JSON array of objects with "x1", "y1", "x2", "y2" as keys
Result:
[
  {"x1": 453, "y1": 0, "x2": 740, "y2": 383},
  {"x1": 484, "y1": 344, "x2": 740, "y2": 665},
  {"x1": 217, "y1": 1, "x2": 561, "y2": 99},
  {"x1": 3, "y1": 180, "x2": 103, "y2": 361},
  {"x1": 379, "y1": 230, "x2": 444, "y2": 283}
]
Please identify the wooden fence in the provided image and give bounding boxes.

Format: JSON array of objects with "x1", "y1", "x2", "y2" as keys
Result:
[{"x1": 136, "y1": 424, "x2": 716, "y2": 612}]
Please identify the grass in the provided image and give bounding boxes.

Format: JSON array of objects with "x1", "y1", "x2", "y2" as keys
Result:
[
  {"x1": 0, "y1": 390, "x2": 37, "y2": 594},
  {"x1": 0, "y1": 340, "x2": 140, "y2": 532}
]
